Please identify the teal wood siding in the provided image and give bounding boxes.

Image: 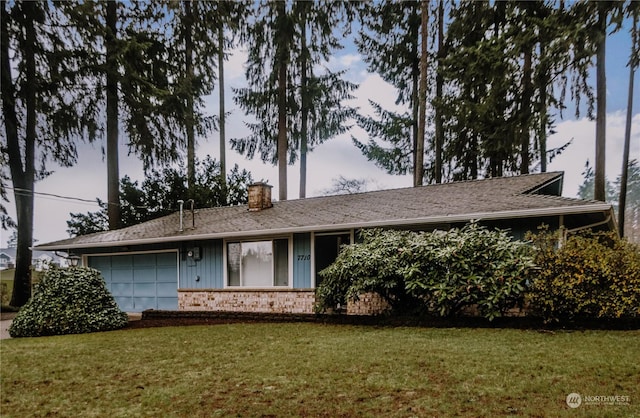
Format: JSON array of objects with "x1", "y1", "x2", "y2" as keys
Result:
[
  {"x1": 179, "y1": 240, "x2": 224, "y2": 289},
  {"x1": 293, "y1": 233, "x2": 311, "y2": 288},
  {"x1": 87, "y1": 251, "x2": 178, "y2": 312}
]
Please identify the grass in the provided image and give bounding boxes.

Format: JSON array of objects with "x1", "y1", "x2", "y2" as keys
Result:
[
  {"x1": 1, "y1": 268, "x2": 44, "y2": 308},
  {"x1": 1, "y1": 323, "x2": 639, "y2": 417}
]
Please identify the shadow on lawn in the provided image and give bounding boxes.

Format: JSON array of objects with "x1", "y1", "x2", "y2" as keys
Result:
[{"x1": 133, "y1": 310, "x2": 640, "y2": 331}]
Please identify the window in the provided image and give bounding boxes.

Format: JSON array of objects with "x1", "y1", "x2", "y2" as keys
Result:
[{"x1": 226, "y1": 239, "x2": 289, "y2": 287}]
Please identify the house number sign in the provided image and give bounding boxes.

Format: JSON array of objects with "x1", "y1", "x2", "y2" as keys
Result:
[{"x1": 297, "y1": 254, "x2": 311, "y2": 261}]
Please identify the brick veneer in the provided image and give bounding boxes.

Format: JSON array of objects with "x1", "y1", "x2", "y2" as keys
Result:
[
  {"x1": 346, "y1": 292, "x2": 391, "y2": 315},
  {"x1": 178, "y1": 289, "x2": 391, "y2": 315},
  {"x1": 179, "y1": 289, "x2": 316, "y2": 314}
]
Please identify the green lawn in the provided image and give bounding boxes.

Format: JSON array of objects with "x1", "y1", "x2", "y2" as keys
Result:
[{"x1": 1, "y1": 323, "x2": 638, "y2": 417}]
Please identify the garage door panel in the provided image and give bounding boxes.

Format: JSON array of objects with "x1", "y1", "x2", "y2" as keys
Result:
[
  {"x1": 111, "y1": 269, "x2": 133, "y2": 283},
  {"x1": 157, "y1": 282, "x2": 177, "y2": 297},
  {"x1": 134, "y1": 253, "x2": 156, "y2": 267},
  {"x1": 156, "y1": 253, "x2": 177, "y2": 266},
  {"x1": 156, "y1": 266, "x2": 177, "y2": 283},
  {"x1": 90, "y1": 257, "x2": 111, "y2": 270},
  {"x1": 134, "y1": 268, "x2": 157, "y2": 283},
  {"x1": 111, "y1": 283, "x2": 133, "y2": 297},
  {"x1": 157, "y1": 297, "x2": 178, "y2": 310},
  {"x1": 134, "y1": 296, "x2": 156, "y2": 308},
  {"x1": 88, "y1": 252, "x2": 178, "y2": 312},
  {"x1": 115, "y1": 297, "x2": 134, "y2": 311},
  {"x1": 134, "y1": 282, "x2": 156, "y2": 297}
]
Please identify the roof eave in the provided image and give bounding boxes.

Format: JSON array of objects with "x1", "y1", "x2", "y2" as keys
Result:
[{"x1": 35, "y1": 203, "x2": 614, "y2": 251}]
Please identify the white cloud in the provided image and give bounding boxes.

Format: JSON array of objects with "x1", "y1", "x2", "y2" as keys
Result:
[{"x1": 547, "y1": 111, "x2": 640, "y2": 198}]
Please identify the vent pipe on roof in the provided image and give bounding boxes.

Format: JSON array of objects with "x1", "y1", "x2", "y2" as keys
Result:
[
  {"x1": 188, "y1": 199, "x2": 195, "y2": 229},
  {"x1": 248, "y1": 182, "x2": 273, "y2": 211},
  {"x1": 178, "y1": 199, "x2": 184, "y2": 232}
]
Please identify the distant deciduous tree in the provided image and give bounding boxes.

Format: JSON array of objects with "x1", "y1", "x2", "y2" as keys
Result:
[{"x1": 66, "y1": 157, "x2": 253, "y2": 237}]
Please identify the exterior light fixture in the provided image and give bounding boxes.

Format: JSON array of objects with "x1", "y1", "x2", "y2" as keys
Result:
[{"x1": 68, "y1": 254, "x2": 81, "y2": 267}]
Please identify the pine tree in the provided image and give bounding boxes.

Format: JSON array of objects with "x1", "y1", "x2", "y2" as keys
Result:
[
  {"x1": 70, "y1": 1, "x2": 197, "y2": 230},
  {"x1": 233, "y1": 0, "x2": 356, "y2": 200},
  {"x1": 1, "y1": 1, "x2": 100, "y2": 306},
  {"x1": 355, "y1": 0, "x2": 424, "y2": 180},
  {"x1": 164, "y1": 1, "x2": 247, "y2": 197},
  {"x1": 619, "y1": 2, "x2": 639, "y2": 237}
]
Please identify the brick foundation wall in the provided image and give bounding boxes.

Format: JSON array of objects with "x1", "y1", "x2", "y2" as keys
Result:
[
  {"x1": 346, "y1": 293, "x2": 391, "y2": 316},
  {"x1": 179, "y1": 289, "x2": 316, "y2": 314}
]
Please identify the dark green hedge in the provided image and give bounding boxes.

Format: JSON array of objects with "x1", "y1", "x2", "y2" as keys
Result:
[{"x1": 9, "y1": 267, "x2": 128, "y2": 337}]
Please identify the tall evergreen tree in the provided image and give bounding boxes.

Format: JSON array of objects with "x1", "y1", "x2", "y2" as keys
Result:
[
  {"x1": 619, "y1": 2, "x2": 639, "y2": 237},
  {"x1": 354, "y1": 0, "x2": 424, "y2": 180},
  {"x1": 1, "y1": 1, "x2": 100, "y2": 306},
  {"x1": 233, "y1": 1, "x2": 356, "y2": 200},
  {"x1": 164, "y1": 1, "x2": 247, "y2": 197},
  {"x1": 70, "y1": 1, "x2": 195, "y2": 229}
]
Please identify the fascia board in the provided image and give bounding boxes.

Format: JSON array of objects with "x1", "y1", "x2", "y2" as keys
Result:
[{"x1": 35, "y1": 203, "x2": 613, "y2": 251}]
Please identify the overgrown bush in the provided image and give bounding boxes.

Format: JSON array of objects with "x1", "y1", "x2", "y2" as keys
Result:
[
  {"x1": 316, "y1": 229, "x2": 423, "y2": 314},
  {"x1": 526, "y1": 229, "x2": 640, "y2": 322},
  {"x1": 317, "y1": 224, "x2": 535, "y2": 320},
  {"x1": 9, "y1": 267, "x2": 128, "y2": 337}
]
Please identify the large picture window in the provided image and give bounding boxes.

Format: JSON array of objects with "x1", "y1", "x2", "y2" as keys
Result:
[{"x1": 227, "y1": 239, "x2": 289, "y2": 287}]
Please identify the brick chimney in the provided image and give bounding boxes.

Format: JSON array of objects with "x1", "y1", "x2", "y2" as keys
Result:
[{"x1": 247, "y1": 182, "x2": 273, "y2": 211}]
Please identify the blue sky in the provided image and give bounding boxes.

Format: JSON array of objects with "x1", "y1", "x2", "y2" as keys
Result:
[{"x1": 2, "y1": 13, "x2": 639, "y2": 245}]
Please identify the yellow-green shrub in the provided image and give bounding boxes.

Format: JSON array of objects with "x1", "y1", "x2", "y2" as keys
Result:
[{"x1": 526, "y1": 230, "x2": 640, "y2": 322}]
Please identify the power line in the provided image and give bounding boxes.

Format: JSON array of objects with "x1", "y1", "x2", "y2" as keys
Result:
[
  {"x1": 7, "y1": 186, "x2": 151, "y2": 209},
  {"x1": 7, "y1": 187, "x2": 101, "y2": 206}
]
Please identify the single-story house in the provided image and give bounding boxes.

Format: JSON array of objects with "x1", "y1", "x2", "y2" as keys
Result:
[{"x1": 36, "y1": 172, "x2": 616, "y2": 314}]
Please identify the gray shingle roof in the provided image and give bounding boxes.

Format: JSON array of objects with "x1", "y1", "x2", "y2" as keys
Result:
[{"x1": 37, "y1": 172, "x2": 613, "y2": 250}]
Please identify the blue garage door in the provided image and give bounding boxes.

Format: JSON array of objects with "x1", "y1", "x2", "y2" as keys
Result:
[{"x1": 88, "y1": 252, "x2": 178, "y2": 312}]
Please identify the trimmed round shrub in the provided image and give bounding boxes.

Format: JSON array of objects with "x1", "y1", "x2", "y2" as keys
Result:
[{"x1": 9, "y1": 267, "x2": 128, "y2": 337}]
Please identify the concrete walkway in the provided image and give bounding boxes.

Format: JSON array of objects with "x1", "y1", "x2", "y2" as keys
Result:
[{"x1": 0, "y1": 313, "x2": 16, "y2": 340}]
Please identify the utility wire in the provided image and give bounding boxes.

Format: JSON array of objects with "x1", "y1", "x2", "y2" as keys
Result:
[
  {"x1": 7, "y1": 186, "x2": 151, "y2": 209},
  {"x1": 8, "y1": 186, "x2": 101, "y2": 205}
]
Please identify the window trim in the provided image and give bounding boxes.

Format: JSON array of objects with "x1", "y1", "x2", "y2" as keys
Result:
[{"x1": 223, "y1": 235, "x2": 293, "y2": 289}]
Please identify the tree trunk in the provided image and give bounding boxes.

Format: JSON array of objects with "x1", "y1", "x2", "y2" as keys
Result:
[
  {"x1": 2, "y1": 1, "x2": 36, "y2": 306},
  {"x1": 411, "y1": 4, "x2": 419, "y2": 181},
  {"x1": 299, "y1": 11, "x2": 308, "y2": 199},
  {"x1": 619, "y1": 9, "x2": 637, "y2": 237},
  {"x1": 415, "y1": 0, "x2": 428, "y2": 187},
  {"x1": 218, "y1": 24, "x2": 227, "y2": 195},
  {"x1": 520, "y1": 47, "x2": 532, "y2": 174},
  {"x1": 594, "y1": 5, "x2": 607, "y2": 201},
  {"x1": 434, "y1": 0, "x2": 444, "y2": 184},
  {"x1": 106, "y1": 0, "x2": 121, "y2": 229},
  {"x1": 185, "y1": 0, "x2": 196, "y2": 193},
  {"x1": 276, "y1": 2, "x2": 288, "y2": 201}
]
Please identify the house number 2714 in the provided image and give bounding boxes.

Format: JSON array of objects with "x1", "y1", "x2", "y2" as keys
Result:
[{"x1": 297, "y1": 254, "x2": 311, "y2": 261}]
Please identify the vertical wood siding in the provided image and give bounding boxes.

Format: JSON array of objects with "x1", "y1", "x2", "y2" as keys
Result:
[{"x1": 179, "y1": 239, "x2": 224, "y2": 289}]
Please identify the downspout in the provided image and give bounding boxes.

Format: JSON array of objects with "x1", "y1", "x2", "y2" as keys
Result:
[{"x1": 178, "y1": 200, "x2": 184, "y2": 232}]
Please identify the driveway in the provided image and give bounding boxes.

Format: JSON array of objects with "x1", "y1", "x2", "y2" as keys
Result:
[{"x1": 0, "y1": 313, "x2": 16, "y2": 340}]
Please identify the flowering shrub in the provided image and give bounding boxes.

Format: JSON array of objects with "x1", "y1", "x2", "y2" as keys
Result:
[
  {"x1": 9, "y1": 267, "x2": 128, "y2": 337},
  {"x1": 526, "y1": 229, "x2": 640, "y2": 322},
  {"x1": 316, "y1": 223, "x2": 535, "y2": 320}
]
